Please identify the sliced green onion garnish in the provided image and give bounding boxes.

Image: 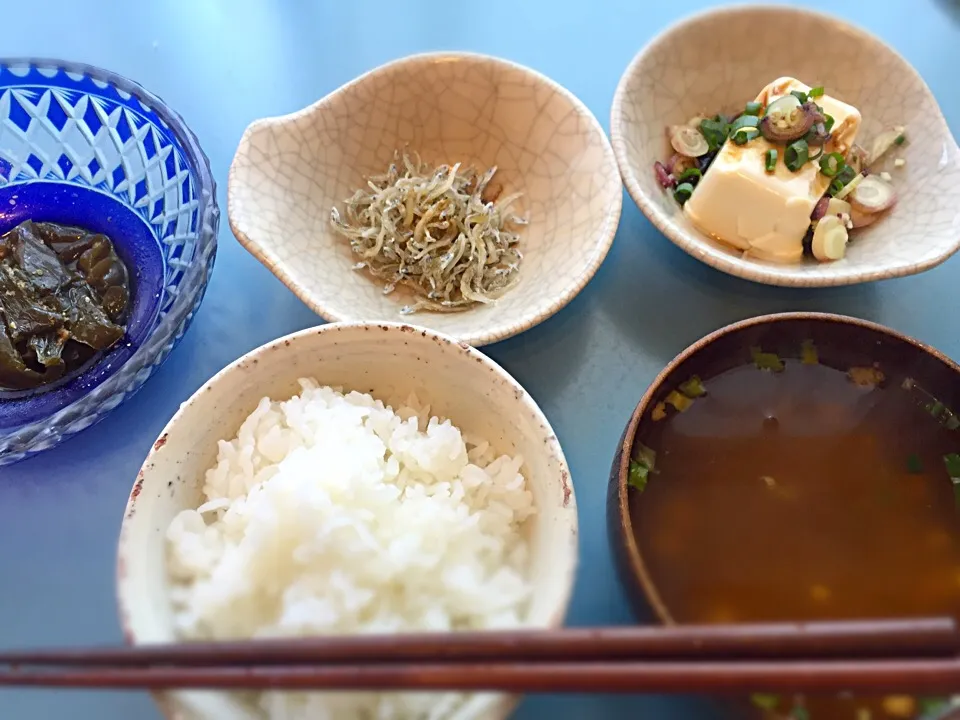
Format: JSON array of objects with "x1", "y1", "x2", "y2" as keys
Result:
[
  {"x1": 676, "y1": 168, "x2": 702, "y2": 183},
  {"x1": 744, "y1": 101, "x2": 762, "y2": 116},
  {"x1": 729, "y1": 116, "x2": 759, "y2": 145},
  {"x1": 919, "y1": 698, "x2": 949, "y2": 715},
  {"x1": 628, "y1": 441, "x2": 657, "y2": 492},
  {"x1": 947, "y1": 455, "x2": 960, "y2": 508},
  {"x1": 731, "y1": 127, "x2": 760, "y2": 145},
  {"x1": 828, "y1": 165, "x2": 858, "y2": 196},
  {"x1": 823, "y1": 114, "x2": 836, "y2": 133},
  {"x1": 907, "y1": 453, "x2": 924, "y2": 474},
  {"x1": 634, "y1": 442, "x2": 657, "y2": 469},
  {"x1": 751, "y1": 694, "x2": 780, "y2": 711},
  {"x1": 699, "y1": 119, "x2": 729, "y2": 152},
  {"x1": 790, "y1": 90, "x2": 808, "y2": 104},
  {"x1": 944, "y1": 453, "x2": 960, "y2": 479},
  {"x1": 809, "y1": 86, "x2": 825, "y2": 98},
  {"x1": 784, "y1": 139, "x2": 809, "y2": 172},
  {"x1": 730, "y1": 115, "x2": 760, "y2": 131},
  {"x1": 818, "y1": 152, "x2": 846, "y2": 177},
  {"x1": 679, "y1": 375, "x2": 707, "y2": 398},
  {"x1": 651, "y1": 402, "x2": 666, "y2": 421},
  {"x1": 628, "y1": 460, "x2": 649, "y2": 492},
  {"x1": 895, "y1": 133, "x2": 907, "y2": 146},
  {"x1": 898, "y1": 378, "x2": 960, "y2": 431},
  {"x1": 751, "y1": 346, "x2": 785, "y2": 373},
  {"x1": 764, "y1": 148, "x2": 777, "y2": 173},
  {"x1": 801, "y1": 339, "x2": 818, "y2": 365},
  {"x1": 674, "y1": 182, "x2": 694, "y2": 205},
  {"x1": 666, "y1": 389, "x2": 694, "y2": 412}
]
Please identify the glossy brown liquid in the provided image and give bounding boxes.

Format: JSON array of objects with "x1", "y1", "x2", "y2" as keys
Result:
[{"x1": 631, "y1": 361, "x2": 960, "y2": 719}]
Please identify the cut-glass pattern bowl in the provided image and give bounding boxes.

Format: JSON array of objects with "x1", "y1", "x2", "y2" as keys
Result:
[{"x1": 0, "y1": 59, "x2": 218, "y2": 466}]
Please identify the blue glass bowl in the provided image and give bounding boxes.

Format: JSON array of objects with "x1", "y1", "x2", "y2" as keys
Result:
[{"x1": 0, "y1": 59, "x2": 218, "y2": 466}]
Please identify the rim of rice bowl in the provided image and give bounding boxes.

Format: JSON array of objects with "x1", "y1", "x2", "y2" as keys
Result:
[{"x1": 116, "y1": 322, "x2": 579, "y2": 720}]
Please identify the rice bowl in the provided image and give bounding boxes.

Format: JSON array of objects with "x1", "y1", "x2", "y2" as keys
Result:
[{"x1": 117, "y1": 322, "x2": 578, "y2": 720}]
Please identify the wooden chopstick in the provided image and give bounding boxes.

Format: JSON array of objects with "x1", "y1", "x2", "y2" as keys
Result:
[
  {"x1": 0, "y1": 618, "x2": 957, "y2": 694},
  {"x1": 1, "y1": 618, "x2": 955, "y2": 669},
  {"x1": 4, "y1": 658, "x2": 960, "y2": 694}
]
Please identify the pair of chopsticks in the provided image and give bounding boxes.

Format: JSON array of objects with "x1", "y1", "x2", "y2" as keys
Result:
[{"x1": 2, "y1": 618, "x2": 960, "y2": 694}]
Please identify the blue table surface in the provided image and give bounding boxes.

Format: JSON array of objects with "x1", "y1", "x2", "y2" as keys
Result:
[{"x1": 2, "y1": 1, "x2": 960, "y2": 717}]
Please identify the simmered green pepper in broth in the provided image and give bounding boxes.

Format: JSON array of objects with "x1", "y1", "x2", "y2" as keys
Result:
[{"x1": 0, "y1": 220, "x2": 130, "y2": 391}]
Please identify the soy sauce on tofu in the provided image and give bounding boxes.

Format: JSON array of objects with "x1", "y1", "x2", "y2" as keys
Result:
[{"x1": 0, "y1": 220, "x2": 130, "y2": 390}]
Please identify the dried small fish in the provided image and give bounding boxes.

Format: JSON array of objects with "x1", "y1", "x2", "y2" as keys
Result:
[{"x1": 330, "y1": 151, "x2": 525, "y2": 314}]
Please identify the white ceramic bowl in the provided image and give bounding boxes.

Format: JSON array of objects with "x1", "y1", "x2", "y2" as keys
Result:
[
  {"x1": 228, "y1": 52, "x2": 622, "y2": 346},
  {"x1": 116, "y1": 322, "x2": 579, "y2": 720},
  {"x1": 610, "y1": 5, "x2": 960, "y2": 287}
]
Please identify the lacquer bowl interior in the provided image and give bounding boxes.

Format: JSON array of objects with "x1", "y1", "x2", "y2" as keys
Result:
[
  {"x1": 117, "y1": 322, "x2": 579, "y2": 720},
  {"x1": 228, "y1": 52, "x2": 622, "y2": 346},
  {"x1": 610, "y1": 6, "x2": 960, "y2": 287}
]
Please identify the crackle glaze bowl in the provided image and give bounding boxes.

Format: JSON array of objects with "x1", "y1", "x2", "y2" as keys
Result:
[
  {"x1": 0, "y1": 58, "x2": 218, "y2": 466},
  {"x1": 117, "y1": 321, "x2": 579, "y2": 720},
  {"x1": 610, "y1": 6, "x2": 960, "y2": 287},
  {"x1": 227, "y1": 52, "x2": 621, "y2": 347}
]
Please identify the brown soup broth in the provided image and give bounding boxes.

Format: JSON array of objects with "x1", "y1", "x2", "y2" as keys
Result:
[{"x1": 629, "y1": 358, "x2": 960, "y2": 719}]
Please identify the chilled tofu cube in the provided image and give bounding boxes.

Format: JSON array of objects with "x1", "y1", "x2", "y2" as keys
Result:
[{"x1": 684, "y1": 77, "x2": 862, "y2": 263}]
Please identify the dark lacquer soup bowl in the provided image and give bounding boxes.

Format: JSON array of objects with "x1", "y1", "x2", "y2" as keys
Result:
[
  {"x1": 608, "y1": 312, "x2": 960, "y2": 720},
  {"x1": 0, "y1": 59, "x2": 218, "y2": 466}
]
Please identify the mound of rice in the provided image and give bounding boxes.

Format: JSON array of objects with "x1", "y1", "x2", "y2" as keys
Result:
[{"x1": 166, "y1": 379, "x2": 535, "y2": 719}]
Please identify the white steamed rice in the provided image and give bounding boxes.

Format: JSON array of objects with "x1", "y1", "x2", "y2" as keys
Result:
[{"x1": 166, "y1": 379, "x2": 535, "y2": 720}]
